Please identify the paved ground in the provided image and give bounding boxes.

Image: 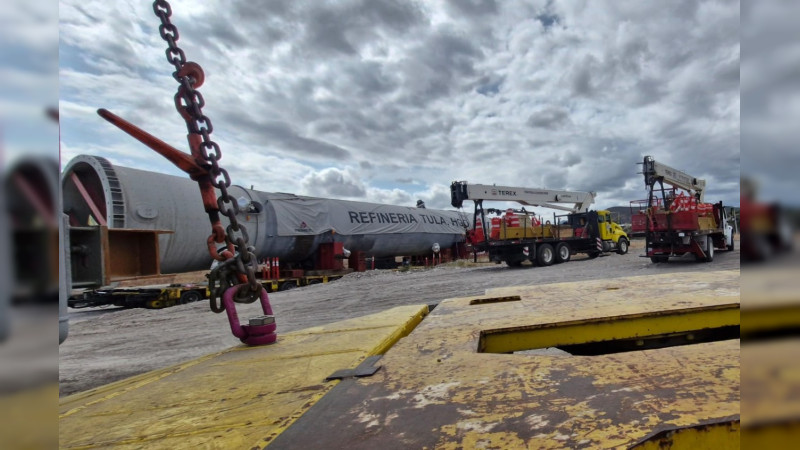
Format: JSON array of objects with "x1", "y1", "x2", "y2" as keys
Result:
[{"x1": 59, "y1": 238, "x2": 740, "y2": 396}]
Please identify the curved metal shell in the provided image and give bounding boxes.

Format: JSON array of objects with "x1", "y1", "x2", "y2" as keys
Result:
[{"x1": 62, "y1": 155, "x2": 469, "y2": 273}]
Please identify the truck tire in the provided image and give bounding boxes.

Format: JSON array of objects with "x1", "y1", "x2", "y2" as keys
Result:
[
  {"x1": 727, "y1": 236, "x2": 734, "y2": 251},
  {"x1": 704, "y1": 236, "x2": 714, "y2": 262},
  {"x1": 537, "y1": 244, "x2": 555, "y2": 266},
  {"x1": 506, "y1": 259, "x2": 523, "y2": 268},
  {"x1": 616, "y1": 238, "x2": 629, "y2": 255},
  {"x1": 555, "y1": 242, "x2": 571, "y2": 263},
  {"x1": 280, "y1": 281, "x2": 298, "y2": 291},
  {"x1": 650, "y1": 255, "x2": 668, "y2": 263},
  {"x1": 587, "y1": 251, "x2": 600, "y2": 259},
  {"x1": 179, "y1": 290, "x2": 202, "y2": 304}
]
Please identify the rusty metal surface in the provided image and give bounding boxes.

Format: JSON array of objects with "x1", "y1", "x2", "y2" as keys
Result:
[
  {"x1": 274, "y1": 270, "x2": 739, "y2": 449},
  {"x1": 741, "y1": 339, "x2": 800, "y2": 427}
]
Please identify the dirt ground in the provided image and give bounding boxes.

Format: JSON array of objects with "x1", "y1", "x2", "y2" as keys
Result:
[{"x1": 59, "y1": 238, "x2": 740, "y2": 396}]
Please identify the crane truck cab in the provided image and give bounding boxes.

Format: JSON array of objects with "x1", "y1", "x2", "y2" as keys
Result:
[
  {"x1": 569, "y1": 210, "x2": 629, "y2": 254},
  {"x1": 566, "y1": 210, "x2": 630, "y2": 256}
]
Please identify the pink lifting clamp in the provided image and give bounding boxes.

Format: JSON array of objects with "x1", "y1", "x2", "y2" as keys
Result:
[{"x1": 222, "y1": 285, "x2": 277, "y2": 346}]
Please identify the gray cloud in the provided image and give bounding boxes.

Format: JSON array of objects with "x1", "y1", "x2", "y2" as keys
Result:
[
  {"x1": 57, "y1": 0, "x2": 740, "y2": 211},
  {"x1": 397, "y1": 29, "x2": 481, "y2": 105},
  {"x1": 301, "y1": 167, "x2": 366, "y2": 198},
  {"x1": 571, "y1": 56, "x2": 597, "y2": 97},
  {"x1": 225, "y1": 110, "x2": 351, "y2": 160},
  {"x1": 445, "y1": 0, "x2": 499, "y2": 17},
  {"x1": 527, "y1": 107, "x2": 571, "y2": 129},
  {"x1": 300, "y1": 0, "x2": 425, "y2": 56}
]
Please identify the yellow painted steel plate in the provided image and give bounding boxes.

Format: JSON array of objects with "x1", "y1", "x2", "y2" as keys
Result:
[
  {"x1": 272, "y1": 270, "x2": 740, "y2": 449},
  {"x1": 59, "y1": 304, "x2": 429, "y2": 449}
]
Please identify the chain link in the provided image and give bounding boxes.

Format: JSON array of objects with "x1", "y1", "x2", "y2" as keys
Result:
[{"x1": 153, "y1": 0, "x2": 261, "y2": 310}]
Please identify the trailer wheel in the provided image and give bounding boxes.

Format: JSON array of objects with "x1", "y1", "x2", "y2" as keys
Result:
[
  {"x1": 280, "y1": 281, "x2": 298, "y2": 291},
  {"x1": 555, "y1": 242, "x2": 570, "y2": 263},
  {"x1": 506, "y1": 259, "x2": 523, "y2": 267},
  {"x1": 650, "y1": 255, "x2": 668, "y2": 263},
  {"x1": 704, "y1": 236, "x2": 714, "y2": 262},
  {"x1": 179, "y1": 290, "x2": 202, "y2": 304},
  {"x1": 616, "y1": 238, "x2": 629, "y2": 255},
  {"x1": 587, "y1": 251, "x2": 600, "y2": 259},
  {"x1": 537, "y1": 244, "x2": 554, "y2": 266}
]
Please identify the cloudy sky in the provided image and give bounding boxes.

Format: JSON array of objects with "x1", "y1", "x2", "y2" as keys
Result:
[
  {"x1": 0, "y1": 1, "x2": 59, "y2": 164},
  {"x1": 741, "y1": 1, "x2": 800, "y2": 204},
  {"x1": 55, "y1": 0, "x2": 741, "y2": 212}
]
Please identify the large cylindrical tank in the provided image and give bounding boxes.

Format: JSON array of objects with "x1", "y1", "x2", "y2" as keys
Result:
[{"x1": 62, "y1": 155, "x2": 469, "y2": 274}]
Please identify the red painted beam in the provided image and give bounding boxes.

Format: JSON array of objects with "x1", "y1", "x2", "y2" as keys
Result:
[
  {"x1": 69, "y1": 172, "x2": 107, "y2": 227},
  {"x1": 96, "y1": 108, "x2": 208, "y2": 179}
]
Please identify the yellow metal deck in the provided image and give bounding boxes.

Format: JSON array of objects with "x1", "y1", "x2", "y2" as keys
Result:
[
  {"x1": 271, "y1": 270, "x2": 739, "y2": 449},
  {"x1": 60, "y1": 270, "x2": 739, "y2": 449},
  {"x1": 59, "y1": 305, "x2": 429, "y2": 449}
]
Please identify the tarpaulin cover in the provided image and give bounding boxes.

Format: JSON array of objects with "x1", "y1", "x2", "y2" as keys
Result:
[{"x1": 267, "y1": 197, "x2": 469, "y2": 237}]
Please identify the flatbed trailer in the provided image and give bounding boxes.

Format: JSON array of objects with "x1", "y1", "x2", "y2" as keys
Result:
[
  {"x1": 478, "y1": 210, "x2": 629, "y2": 267},
  {"x1": 68, "y1": 272, "x2": 350, "y2": 309},
  {"x1": 259, "y1": 272, "x2": 348, "y2": 292},
  {"x1": 69, "y1": 283, "x2": 209, "y2": 309}
]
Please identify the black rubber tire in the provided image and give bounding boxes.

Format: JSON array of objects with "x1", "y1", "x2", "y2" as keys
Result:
[
  {"x1": 617, "y1": 238, "x2": 629, "y2": 255},
  {"x1": 280, "y1": 281, "x2": 298, "y2": 291},
  {"x1": 650, "y1": 255, "x2": 668, "y2": 263},
  {"x1": 587, "y1": 251, "x2": 600, "y2": 259},
  {"x1": 537, "y1": 244, "x2": 555, "y2": 266},
  {"x1": 179, "y1": 290, "x2": 202, "y2": 304},
  {"x1": 727, "y1": 237, "x2": 734, "y2": 251},
  {"x1": 506, "y1": 259, "x2": 523, "y2": 267},
  {"x1": 555, "y1": 242, "x2": 571, "y2": 263},
  {"x1": 705, "y1": 236, "x2": 714, "y2": 262}
]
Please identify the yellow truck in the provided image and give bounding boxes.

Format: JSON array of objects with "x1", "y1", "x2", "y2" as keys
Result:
[{"x1": 451, "y1": 182, "x2": 629, "y2": 266}]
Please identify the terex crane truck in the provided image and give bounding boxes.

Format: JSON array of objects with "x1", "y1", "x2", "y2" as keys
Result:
[
  {"x1": 450, "y1": 182, "x2": 629, "y2": 267},
  {"x1": 631, "y1": 156, "x2": 733, "y2": 263}
]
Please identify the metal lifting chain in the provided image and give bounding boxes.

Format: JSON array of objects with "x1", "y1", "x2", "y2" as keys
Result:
[{"x1": 152, "y1": 0, "x2": 261, "y2": 312}]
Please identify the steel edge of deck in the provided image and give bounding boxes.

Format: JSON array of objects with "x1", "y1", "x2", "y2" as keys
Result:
[{"x1": 58, "y1": 304, "x2": 429, "y2": 449}]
